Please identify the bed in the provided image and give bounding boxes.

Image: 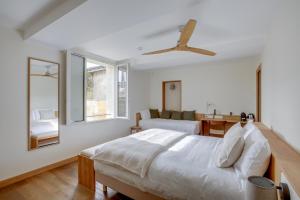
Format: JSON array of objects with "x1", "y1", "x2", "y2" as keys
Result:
[
  {"x1": 79, "y1": 124, "x2": 271, "y2": 200},
  {"x1": 30, "y1": 118, "x2": 59, "y2": 148}
]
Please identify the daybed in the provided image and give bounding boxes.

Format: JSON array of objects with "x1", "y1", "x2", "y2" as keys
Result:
[
  {"x1": 139, "y1": 118, "x2": 200, "y2": 134},
  {"x1": 136, "y1": 110, "x2": 203, "y2": 134}
]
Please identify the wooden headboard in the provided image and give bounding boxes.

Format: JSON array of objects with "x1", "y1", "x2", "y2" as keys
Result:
[
  {"x1": 255, "y1": 122, "x2": 300, "y2": 197},
  {"x1": 135, "y1": 112, "x2": 204, "y2": 126}
]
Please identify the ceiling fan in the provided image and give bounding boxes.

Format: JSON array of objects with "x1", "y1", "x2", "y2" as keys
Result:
[
  {"x1": 143, "y1": 19, "x2": 216, "y2": 56},
  {"x1": 31, "y1": 66, "x2": 58, "y2": 79}
]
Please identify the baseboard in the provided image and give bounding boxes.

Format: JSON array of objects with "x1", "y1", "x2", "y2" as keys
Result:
[{"x1": 0, "y1": 156, "x2": 78, "y2": 189}]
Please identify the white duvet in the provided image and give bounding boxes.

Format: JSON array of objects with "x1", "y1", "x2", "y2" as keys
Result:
[
  {"x1": 94, "y1": 134, "x2": 244, "y2": 200},
  {"x1": 139, "y1": 118, "x2": 200, "y2": 134},
  {"x1": 92, "y1": 129, "x2": 188, "y2": 178}
]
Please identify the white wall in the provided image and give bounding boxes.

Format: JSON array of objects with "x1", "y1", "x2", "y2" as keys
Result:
[
  {"x1": 0, "y1": 26, "x2": 149, "y2": 180},
  {"x1": 148, "y1": 57, "x2": 260, "y2": 115},
  {"x1": 261, "y1": 0, "x2": 300, "y2": 153},
  {"x1": 261, "y1": 2, "x2": 300, "y2": 198}
]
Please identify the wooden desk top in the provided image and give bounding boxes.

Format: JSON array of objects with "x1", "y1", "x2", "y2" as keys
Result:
[{"x1": 200, "y1": 115, "x2": 244, "y2": 123}]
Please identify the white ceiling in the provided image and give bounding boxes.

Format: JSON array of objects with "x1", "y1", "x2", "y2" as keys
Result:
[
  {"x1": 0, "y1": 0, "x2": 64, "y2": 30},
  {"x1": 0, "y1": 0, "x2": 278, "y2": 69}
]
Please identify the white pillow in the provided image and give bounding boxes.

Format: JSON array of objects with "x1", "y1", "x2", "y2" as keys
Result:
[
  {"x1": 32, "y1": 110, "x2": 36, "y2": 121},
  {"x1": 39, "y1": 109, "x2": 55, "y2": 120},
  {"x1": 31, "y1": 110, "x2": 40, "y2": 121},
  {"x1": 243, "y1": 121, "x2": 256, "y2": 139},
  {"x1": 140, "y1": 110, "x2": 151, "y2": 120},
  {"x1": 234, "y1": 125, "x2": 271, "y2": 178},
  {"x1": 225, "y1": 122, "x2": 242, "y2": 138},
  {"x1": 216, "y1": 125, "x2": 245, "y2": 168}
]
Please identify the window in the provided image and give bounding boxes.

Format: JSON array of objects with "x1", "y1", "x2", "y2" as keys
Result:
[
  {"x1": 67, "y1": 51, "x2": 128, "y2": 123},
  {"x1": 117, "y1": 65, "x2": 128, "y2": 117}
]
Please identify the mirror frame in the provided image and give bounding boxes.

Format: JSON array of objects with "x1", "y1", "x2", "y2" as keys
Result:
[{"x1": 27, "y1": 57, "x2": 60, "y2": 151}]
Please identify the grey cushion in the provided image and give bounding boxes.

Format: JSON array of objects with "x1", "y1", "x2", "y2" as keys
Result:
[
  {"x1": 161, "y1": 110, "x2": 171, "y2": 119},
  {"x1": 171, "y1": 111, "x2": 182, "y2": 120},
  {"x1": 182, "y1": 111, "x2": 196, "y2": 121},
  {"x1": 149, "y1": 109, "x2": 159, "y2": 118}
]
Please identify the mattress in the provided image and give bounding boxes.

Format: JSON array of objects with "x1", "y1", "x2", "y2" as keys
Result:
[
  {"x1": 139, "y1": 118, "x2": 200, "y2": 134},
  {"x1": 94, "y1": 135, "x2": 244, "y2": 200}
]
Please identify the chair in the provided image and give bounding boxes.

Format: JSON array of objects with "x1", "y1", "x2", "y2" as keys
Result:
[{"x1": 208, "y1": 120, "x2": 226, "y2": 137}]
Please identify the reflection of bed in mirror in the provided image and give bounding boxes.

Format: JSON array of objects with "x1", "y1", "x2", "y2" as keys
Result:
[
  {"x1": 30, "y1": 109, "x2": 59, "y2": 148},
  {"x1": 28, "y1": 57, "x2": 60, "y2": 150}
]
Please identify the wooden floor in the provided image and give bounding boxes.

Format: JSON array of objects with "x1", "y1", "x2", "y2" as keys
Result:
[{"x1": 0, "y1": 162, "x2": 132, "y2": 200}]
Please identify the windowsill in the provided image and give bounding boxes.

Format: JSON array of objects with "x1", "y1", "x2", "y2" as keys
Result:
[
  {"x1": 67, "y1": 115, "x2": 129, "y2": 126},
  {"x1": 115, "y1": 116, "x2": 130, "y2": 120},
  {"x1": 86, "y1": 117, "x2": 115, "y2": 124},
  {"x1": 86, "y1": 115, "x2": 113, "y2": 122}
]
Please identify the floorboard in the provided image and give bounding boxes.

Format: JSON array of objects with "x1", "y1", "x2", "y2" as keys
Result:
[{"x1": 0, "y1": 162, "x2": 132, "y2": 200}]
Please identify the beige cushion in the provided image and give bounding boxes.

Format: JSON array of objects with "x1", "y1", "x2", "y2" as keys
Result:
[{"x1": 216, "y1": 125, "x2": 245, "y2": 167}]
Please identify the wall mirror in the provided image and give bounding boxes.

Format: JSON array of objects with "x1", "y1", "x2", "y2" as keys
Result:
[{"x1": 28, "y1": 58, "x2": 60, "y2": 150}]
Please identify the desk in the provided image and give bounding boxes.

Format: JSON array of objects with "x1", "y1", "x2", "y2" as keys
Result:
[{"x1": 200, "y1": 115, "x2": 246, "y2": 137}]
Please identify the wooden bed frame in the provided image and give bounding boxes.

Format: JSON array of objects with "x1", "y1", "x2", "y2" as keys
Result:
[
  {"x1": 78, "y1": 122, "x2": 300, "y2": 199},
  {"x1": 78, "y1": 154, "x2": 165, "y2": 199},
  {"x1": 30, "y1": 134, "x2": 59, "y2": 149}
]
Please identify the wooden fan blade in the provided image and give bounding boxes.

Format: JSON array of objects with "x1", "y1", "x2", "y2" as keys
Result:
[
  {"x1": 178, "y1": 19, "x2": 196, "y2": 47},
  {"x1": 143, "y1": 47, "x2": 176, "y2": 55},
  {"x1": 31, "y1": 74, "x2": 57, "y2": 79},
  {"x1": 183, "y1": 46, "x2": 216, "y2": 56},
  {"x1": 31, "y1": 74, "x2": 46, "y2": 77}
]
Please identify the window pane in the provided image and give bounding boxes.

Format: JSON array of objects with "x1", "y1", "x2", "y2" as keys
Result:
[
  {"x1": 117, "y1": 65, "x2": 127, "y2": 117},
  {"x1": 86, "y1": 59, "x2": 114, "y2": 121}
]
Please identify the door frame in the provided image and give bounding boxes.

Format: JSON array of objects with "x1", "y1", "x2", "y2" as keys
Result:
[
  {"x1": 162, "y1": 80, "x2": 182, "y2": 111},
  {"x1": 256, "y1": 65, "x2": 261, "y2": 122}
]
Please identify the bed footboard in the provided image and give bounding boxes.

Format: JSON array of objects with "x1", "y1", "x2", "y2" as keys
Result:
[
  {"x1": 78, "y1": 154, "x2": 164, "y2": 199},
  {"x1": 78, "y1": 155, "x2": 96, "y2": 191},
  {"x1": 95, "y1": 172, "x2": 164, "y2": 200}
]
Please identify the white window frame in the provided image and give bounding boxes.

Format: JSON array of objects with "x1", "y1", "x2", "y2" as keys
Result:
[
  {"x1": 115, "y1": 63, "x2": 129, "y2": 119},
  {"x1": 66, "y1": 50, "x2": 130, "y2": 124}
]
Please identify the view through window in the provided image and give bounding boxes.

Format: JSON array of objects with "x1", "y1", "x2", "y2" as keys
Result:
[{"x1": 86, "y1": 59, "x2": 114, "y2": 121}]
